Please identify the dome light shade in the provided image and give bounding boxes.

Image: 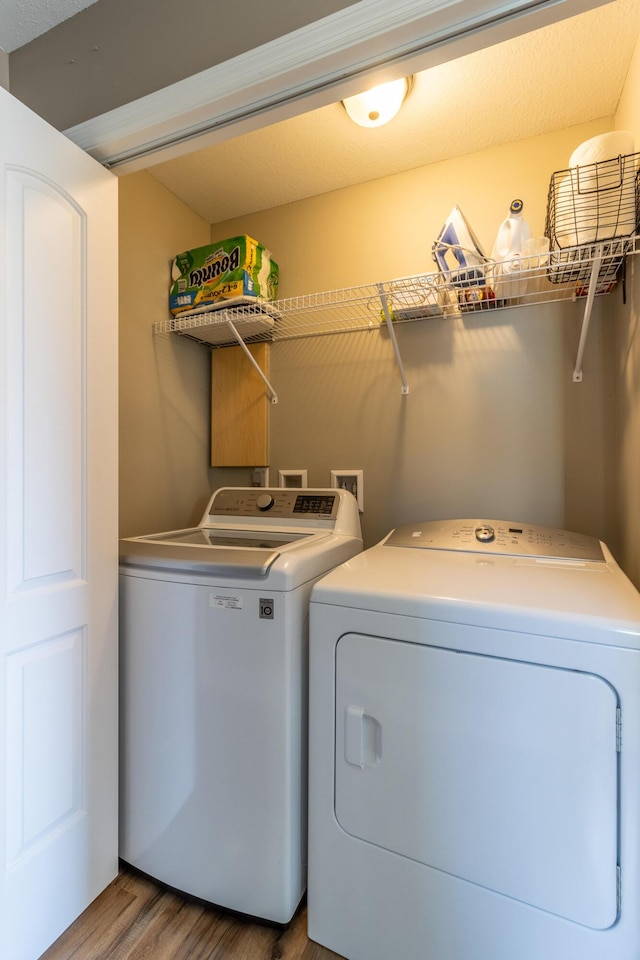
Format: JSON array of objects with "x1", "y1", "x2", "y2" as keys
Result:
[{"x1": 341, "y1": 77, "x2": 412, "y2": 128}]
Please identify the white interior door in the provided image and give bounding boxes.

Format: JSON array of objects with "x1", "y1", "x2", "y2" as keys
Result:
[{"x1": 0, "y1": 86, "x2": 118, "y2": 960}]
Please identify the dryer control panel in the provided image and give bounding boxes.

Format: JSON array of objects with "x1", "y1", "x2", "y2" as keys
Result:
[{"x1": 385, "y1": 519, "x2": 605, "y2": 562}]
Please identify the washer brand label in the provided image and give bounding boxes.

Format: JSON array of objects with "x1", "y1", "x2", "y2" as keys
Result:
[
  {"x1": 189, "y1": 245, "x2": 240, "y2": 286},
  {"x1": 210, "y1": 593, "x2": 243, "y2": 610}
]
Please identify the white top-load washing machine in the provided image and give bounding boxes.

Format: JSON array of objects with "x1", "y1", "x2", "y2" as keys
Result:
[
  {"x1": 119, "y1": 487, "x2": 362, "y2": 924},
  {"x1": 307, "y1": 519, "x2": 640, "y2": 960}
]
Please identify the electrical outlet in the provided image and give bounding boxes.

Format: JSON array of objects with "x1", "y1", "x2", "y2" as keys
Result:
[
  {"x1": 278, "y1": 469, "x2": 308, "y2": 489},
  {"x1": 252, "y1": 467, "x2": 270, "y2": 487},
  {"x1": 331, "y1": 469, "x2": 364, "y2": 512}
]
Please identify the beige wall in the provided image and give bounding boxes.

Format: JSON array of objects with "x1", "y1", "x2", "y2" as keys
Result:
[
  {"x1": 208, "y1": 119, "x2": 618, "y2": 548},
  {"x1": 117, "y1": 118, "x2": 632, "y2": 553},
  {"x1": 118, "y1": 170, "x2": 213, "y2": 536},
  {"x1": 210, "y1": 120, "x2": 611, "y2": 297},
  {"x1": 615, "y1": 29, "x2": 640, "y2": 585}
]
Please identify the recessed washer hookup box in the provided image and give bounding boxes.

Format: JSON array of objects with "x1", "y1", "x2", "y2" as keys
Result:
[{"x1": 169, "y1": 235, "x2": 279, "y2": 315}]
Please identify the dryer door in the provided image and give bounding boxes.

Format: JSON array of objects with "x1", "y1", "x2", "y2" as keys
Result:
[{"x1": 335, "y1": 632, "x2": 619, "y2": 929}]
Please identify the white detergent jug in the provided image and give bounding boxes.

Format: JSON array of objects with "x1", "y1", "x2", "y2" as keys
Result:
[{"x1": 490, "y1": 199, "x2": 531, "y2": 302}]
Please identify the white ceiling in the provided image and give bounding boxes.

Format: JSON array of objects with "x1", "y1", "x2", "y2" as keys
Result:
[
  {"x1": 146, "y1": 0, "x2": 640, "y2": 224},
  {"x1": 0, "y1": 0, "x2": 99, "y2": 52}
]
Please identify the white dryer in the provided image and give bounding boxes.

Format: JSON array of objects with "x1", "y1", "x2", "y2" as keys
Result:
[
  {"x1": 119, "y1": 487, "x2": 361, "y2": 924},
  {"x1": 307, "y1": 519, "x2": 640, "y2": 960}
]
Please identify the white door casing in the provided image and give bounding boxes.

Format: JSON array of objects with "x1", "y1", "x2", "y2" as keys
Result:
[{"x1": 0, "y1": 86, "x2": 118, "y2": 960}]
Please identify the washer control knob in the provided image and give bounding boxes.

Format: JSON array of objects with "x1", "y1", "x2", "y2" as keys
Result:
[
  {"x1": 475, "y1": 524, "x2": 495, "y2": 543},
  {"x1": 256, "y1": 493, "x2": 275, "y2": 512}
]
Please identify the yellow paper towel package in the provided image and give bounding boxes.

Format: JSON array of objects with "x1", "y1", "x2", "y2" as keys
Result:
[{"x1": 169, "y1": 236, "x2": 279, "y2": 315}]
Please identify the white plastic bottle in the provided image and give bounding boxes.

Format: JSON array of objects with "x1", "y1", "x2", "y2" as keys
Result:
[{"x1": 490, "y1": 199, "x2": 531, "y2": 302}]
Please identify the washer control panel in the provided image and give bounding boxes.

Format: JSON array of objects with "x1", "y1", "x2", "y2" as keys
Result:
[
  {"x1": 385, "y1": 519, "x2": 605, "y2": 562},
  {"x1": 207, "y1": 488, "x2": 339, "y2": 521}
]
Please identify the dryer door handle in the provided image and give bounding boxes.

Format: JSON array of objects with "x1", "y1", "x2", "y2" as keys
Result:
[{"x1": 344, "y1": 705, "x2": 382, "y2": 769}]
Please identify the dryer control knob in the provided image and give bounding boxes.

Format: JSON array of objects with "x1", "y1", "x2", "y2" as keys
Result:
[
  {"x1": 256, "y1": 493, "x2": 275, "y2": 512},
  {"x1": 475, "y1": 524, "x2": 495, "y2": 543}
]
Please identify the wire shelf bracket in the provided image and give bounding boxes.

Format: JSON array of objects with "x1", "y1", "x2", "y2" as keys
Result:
[
  {"x1": 572, "y1": 243, "x2": 603, "y2": 383},
  {"x1": 378, "y1": 283, "x2": 410, "y2": 395},
  {"x1": 225, "y1": 318, "x2": 278, "y2": 403}
]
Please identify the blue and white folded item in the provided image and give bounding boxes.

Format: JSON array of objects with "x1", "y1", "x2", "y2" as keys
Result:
[{"x1": 432, "y1": 206, "x2": 489, "y2": 287}]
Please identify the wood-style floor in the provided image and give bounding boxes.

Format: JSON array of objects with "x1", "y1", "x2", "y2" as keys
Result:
[{"x1": 40, "y1": 866, "x2": 343, "y2": 960}]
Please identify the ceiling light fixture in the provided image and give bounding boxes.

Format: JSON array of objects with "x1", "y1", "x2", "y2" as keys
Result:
[{"x1": 341, "y1": 77, "x2": 413, "y2": 128}]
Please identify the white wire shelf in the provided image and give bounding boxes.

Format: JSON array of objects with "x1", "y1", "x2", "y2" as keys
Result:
[
  {"x1": 155, "y1": 237, "x2": 638, "y2": 341},
  {"x1": 153, "y1": 235, "x2": 639, "y2": 389}
]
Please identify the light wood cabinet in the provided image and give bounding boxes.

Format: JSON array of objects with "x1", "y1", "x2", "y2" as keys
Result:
[{"x1": 211, "y1": 342, "x2": 269, "y2": 466}]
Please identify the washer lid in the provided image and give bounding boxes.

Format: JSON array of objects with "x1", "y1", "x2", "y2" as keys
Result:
[
  {"x1": 118, "y1": 533, "x2": 290, "y2": 576},
  {"x1": 119, "y1": 487, "x2": 363, "y2": 582},
  {"x1": 385, "y1": 518, "x2": 604, "y2": 562},
  {"x1": 142, "y1": 527, "x2": 308, "y2": 550}
]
